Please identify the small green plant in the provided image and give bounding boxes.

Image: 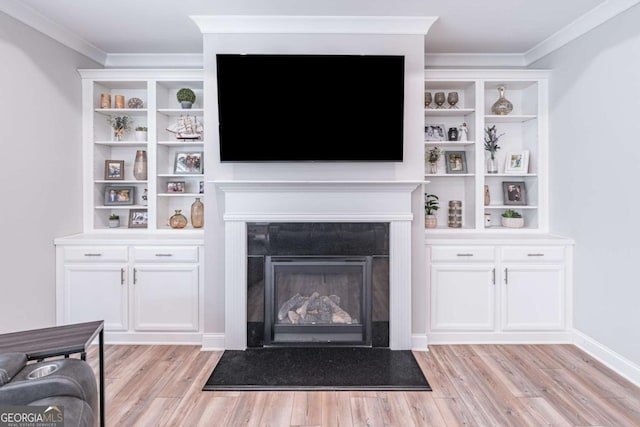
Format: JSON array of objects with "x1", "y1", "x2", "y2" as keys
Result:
[
  {"x1": 425, "y1": 194, "x2": 440, "y2": 215},
  {"x1": 109, "y1": 213, "x2": 120, "y2": 220},
  {"x1": 135, "y1": 126, "x2": 147, "y2": 132},
  {"x1": 176, "y1": 88, "x2": 196, "y2": 103},
  {"x1": 427, "y1": 147, "x2": 442, "y2": 164},
  {"x1": 501, "y1": 209, "x2": 522, "y2": 218}
]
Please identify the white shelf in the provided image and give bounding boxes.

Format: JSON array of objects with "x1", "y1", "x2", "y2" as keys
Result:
[
  {"x1": 157, "y1": 108, "x2": 204, "y2": 115},
  {"x1": 94, "y1": 108, "x2": 148, "y2": 115},
  {"x1": 94, "y1": 180, "x2": 148, "y2": 184},
  {"x1": 158, "y1": 193, "x2": 205, "y2": 197},
  {"x1": 95, "y1": 205, "x2": 148, "y2": 210},
  {"x1": 484, "y1": 205, "x2": 539, "y2": 209},
  {"x1": 425, "y1": 108, "x2": 475, "y2": 116},
  {"x1": 425, "y1": 141, "x2": 475, "y2": 146},
  {"x1": 157, "y1": 141, "x2": 204, "y2": 146},
  {"x1": 157, "y1": 174, "x2": 204, "y2": 178},
  {"x1": 484, "y1": 173, "x2": 537, "y2": 177},
  {"x1": 485, "y1": 114, "x2": 537, "y2": 123},
  {"x1": 425, "y1": 174, "x2": 475, "y2": 177},
  {"x1": 94, "y1": 141, "x2": 148, "y2": 146}
]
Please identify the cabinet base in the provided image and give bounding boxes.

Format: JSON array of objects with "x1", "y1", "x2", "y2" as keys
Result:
[{"x1": 427, "y1": 331, "x2": 572, "y2": 345}]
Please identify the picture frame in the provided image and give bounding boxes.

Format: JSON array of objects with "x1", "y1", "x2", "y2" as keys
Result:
[
  {"x1": 425, "y1": 124, "x2": 446, "y2": 141},
  {"x1": 104, "y1": 160, "x2": 124, "y2": 180},
  {"x1": 502, "y1": 181, "x2": 527, "y2": 205},
  {"x1": 128, "y1": 209, "x2": 148, "y2": 228},
  {"x1": 104, "y1": 186, "x2": 135, "y2": 206},
  {"x1": 505, "y1": 150, "x2": 530, "y2": 174},
  {"x1": 445, "y1": 151, "x2": 468, "y2": 174},
  {"x1": 167, "y1": 181, "x2": 185, "y2": 193},
  {"x1": 199, "y1": 181, "x2": 204, "y2": 194},
  {"x1": 174, "y1": 152, "x2": 203, "y2": 174}
]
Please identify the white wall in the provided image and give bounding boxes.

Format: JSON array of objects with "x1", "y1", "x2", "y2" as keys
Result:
[
  {"x1": 531, "y1": 5, "x2": 640, "y2": 364},
  {"x1": 0, "y1": 12, "x2": 100, "y2": 332},
  {"x1": 202, "y1": 33, "x2": 427, "y2": 338}
]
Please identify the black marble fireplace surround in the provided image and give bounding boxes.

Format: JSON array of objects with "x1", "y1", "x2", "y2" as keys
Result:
[{"x1": 247, "y1": 223, "x2": 390, "y2": 347}]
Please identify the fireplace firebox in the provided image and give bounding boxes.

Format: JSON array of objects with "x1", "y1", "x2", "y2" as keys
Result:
[{"x1": 247, "y1": 223, "x2": 389, "y2": 348}]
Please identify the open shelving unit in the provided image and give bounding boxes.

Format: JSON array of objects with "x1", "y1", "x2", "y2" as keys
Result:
[{"x1": 423, "y1": 70, "x2": 549, "y2": 233}]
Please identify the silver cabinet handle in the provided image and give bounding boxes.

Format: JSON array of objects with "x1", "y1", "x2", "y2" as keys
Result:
[
  {"x1": 133, "y1": 268, "x2": 137, "y2": 284},
  {"x1": 155, "y1": 253, "x2": 173, "y2": 257},
  {"x1": 120, "y1": 268, "x2": 125, "y2": 285},
  {"x1": 527, "y1": 253, "x2": 544, "y2": 257},
  {"x1": 492, "y1": 268, "x2": 496, "y2": 285},
  {"x1": 84, "y1": 253, "x2": 102, "y2": 257},
  {"x1": 456, "y1": 253, "x2": 474, "y2": 257},
  {"x1": 504, "y1": 268, "x2": 508, "y2": 285}
]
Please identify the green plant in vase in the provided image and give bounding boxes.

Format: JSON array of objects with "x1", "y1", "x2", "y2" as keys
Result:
[
  {"x1": 177, "y1": 88, "x2": 196, "y2": 109},
  {"x1": 424, "y1": 194, "x2": 440, "y2": 229},
  {"x1": 501, "y1": 209, "x2": 524, "y2": 228},
  {"x1": 484, "y1": 125, "x2": 504, "y2": 173},
  {"x1": 426, "y1": 147, "x2": 442, "y2": 174},
  {"x1": 108, "y1": 213, "x2": 120, "y2": 228},
  {"x1": 107, "y1": 115, "x2": 133, "y2": 141}
]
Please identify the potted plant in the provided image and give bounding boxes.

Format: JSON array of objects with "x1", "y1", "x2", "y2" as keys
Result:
[
  {"x1": 501, "y1": 209, "x2": 524, "y2": 228},
  {"x1": 177, "y1": 88, "x2": 196, "y2": 109},
  {"x1": 135, "y1": 126, "x2": 148, "y2": 142},
  {"x1": 107, "y1": 115, "x2": 133, "y2": 141},
  {"x1": 484, "y1": 125, "x2": 504, "y2": 173},
  {"x1": 426, "y1": 147, "x2": 442, "y2": 174},
  {"x1": 424, "y1": 194, "x2": 440, "y2": 228},
  {"x1": 108, "y1": 213, "x2": 120, "y2": 228}
]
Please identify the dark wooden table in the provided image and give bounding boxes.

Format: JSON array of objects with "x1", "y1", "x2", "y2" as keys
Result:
[{"x1": 0, "y1": 321, "x2": 105, "y2": 427}]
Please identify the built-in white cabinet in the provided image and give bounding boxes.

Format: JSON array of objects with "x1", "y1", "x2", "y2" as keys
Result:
[
  {"x1": 55, "y1": 238, "x2": 204, "y2": 343},
  {"x1": 426, "y1": 237, "x2": 573, "y2": 343}
]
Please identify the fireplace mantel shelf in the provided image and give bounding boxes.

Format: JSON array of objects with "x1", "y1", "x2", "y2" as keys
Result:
[{"x1": 213, "y1": 180, "x2": 427, "y2": 192}]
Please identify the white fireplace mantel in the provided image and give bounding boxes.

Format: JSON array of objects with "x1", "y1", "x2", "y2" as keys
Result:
[{"x1": 214, "y1": 180, "x2": 421, "y2": 350}]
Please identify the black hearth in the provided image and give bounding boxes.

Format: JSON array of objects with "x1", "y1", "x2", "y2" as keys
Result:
[{"x1": 247, "y1": 223, "x2": 389, "y2": 348}]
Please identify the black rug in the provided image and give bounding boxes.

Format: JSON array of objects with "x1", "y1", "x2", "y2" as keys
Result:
[{"x1": 203, "y1": 347, "x2": 431, "y2": 391}]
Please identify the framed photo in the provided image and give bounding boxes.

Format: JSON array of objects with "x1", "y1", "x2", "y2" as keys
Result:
[
  {"x1": 199, "y1": 181, "x2": 204, "y2": 194},
  {"x1": 503, "y1": 181, "x2": 527, "y2": 205},
  {"x1": 505, "y1": 150, "x2": 530, "y2": 174},
  {"x1": 425, "y1": 124, "x2": 446, "y2": 141},
  {"x1": 104, "y1": 160, "x2": 124, "y2": 180},
  {"x1": 174, "y1": 152, "x2": 203, "y2": 174},
  {"x1": 128, "y1": 209, "x2": 148, "y2": 228},
  {"x1": 445, "y1": 151, "x2": 467, "y2": 174},
  {"x1": 104, "y1": 186, "x2": 135, "y2": 206},
  {"x1": 167, "y1": 181, "x2": 185, "y2": 193}
]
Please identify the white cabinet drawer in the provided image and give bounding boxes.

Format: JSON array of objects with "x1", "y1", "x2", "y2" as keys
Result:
[
  {"x1": 63, "y1": 246, "x2": 128, "y2": 262},
  {"x1": 133, "y1": 246, "x2": 198, "y2": 263},
  {"x1": 501, "y1": 246, "x2": 565, "y2": 262},
  {"x1": 431, "y1": 246, "x2": 495, "y2": 262}
]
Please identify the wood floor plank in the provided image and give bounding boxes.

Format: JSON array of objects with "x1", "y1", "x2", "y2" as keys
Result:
[
  {"x1": 290, "y1": 392, "x2": 323, "y2": 426},
  {"x1": 350, "y1": 396, "x2": 384, "y2": 427},
  {"x1": 403, "y1": 392, "x2": 448, "y2": 426},
  {"x1": 223, "y1": 392, "x2": 268, "y2": 427},
  {"x1": 375, "y1": 391, "x2": 416, "y2": 427},
  {"x1": 412, "y1": 350, "x2": 459, "y2": 398},
  {"x1": 475, "y1": 348, "x2": 540, "y2": 398},
  {"x1": 321, "y1": 392, "x2": 353, "y2": 427},
  {"x1": 130, "y1": 397, "x2": 180, "y2": 427},
  {"x1": 520, "y1": 397, "x2": 573, "y2": 427},
  {"x1": 432, "y1": 397, "x2": 476, "y2": 427},
  {"x1": 195, "y1": 396, "x2": 238, "y2": 427},
  {"x1": 258, "y1": 391, "x2": 295, "y2": 426}
]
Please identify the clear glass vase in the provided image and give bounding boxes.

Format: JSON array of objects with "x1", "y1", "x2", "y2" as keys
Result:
[
  {"x1": 133, "y1": 150, "x2": 147, "y2": 180},
  {"x1": 487, "y1": 155, "x2": 498, "y2": 174},
  {"x1": 169, "y1": 210, "x2": 187, "y2": 229},
  {"x1": 491, "y1": 86, "x2": 513, "y2": 115},
  {"x1": 429, "y1": 162, "x2": 438, "y2": 174},
  {"x1": 190, "y1": 198, "x2": 204, "y2": 228}
]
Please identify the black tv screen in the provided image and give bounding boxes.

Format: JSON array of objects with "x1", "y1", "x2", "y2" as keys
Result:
[{"x1": 216, "y1": 54, "x2": 405, "y2": 162}]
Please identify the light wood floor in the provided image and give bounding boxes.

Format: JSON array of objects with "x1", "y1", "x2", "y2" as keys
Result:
[{"x1": 85, "y1": 344, "x2": 640, "y2": 426}]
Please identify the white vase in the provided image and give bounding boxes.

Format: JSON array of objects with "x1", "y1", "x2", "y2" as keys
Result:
[
  {"x1": 135, "y1": 131, "x2": 147, "y2": 142},
  {"x1": 108, "y1": 219, "x2": 120, "y2": 228},
  {"x1": 501, "y1": 217, "x2": 524, "y2": 228}
]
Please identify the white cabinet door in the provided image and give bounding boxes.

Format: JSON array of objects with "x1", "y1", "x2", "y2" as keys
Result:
[
  {"x1": 431, "y1": 263, "x2": 495, "y2": 331},
  {"x1": 501, "y1": 264, "x2": 564, "y2": 330},
  {"x1": 63, "y1": 264, "x2": 128, "y2": 331},
  {"x1": 133, "y1": 264, "x2": 199, "y2": 331}
]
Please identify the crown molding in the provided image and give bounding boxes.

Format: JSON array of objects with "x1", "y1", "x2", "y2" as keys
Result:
[
  {"x1": 426, "y1": 53, "x2": 526, "y2": 68},
  {"x1": 105, "y1": 53, "x2": 204, "y2": 68},
  {"x1": 190, "y1": 15, "x2": 437, "y2": 35},
  {"x1": 524, "y1": 0, "x2": 640, "y2": 65},
  {"x1": 0, "y1": 0, "x2": 106, "y2": 64}
]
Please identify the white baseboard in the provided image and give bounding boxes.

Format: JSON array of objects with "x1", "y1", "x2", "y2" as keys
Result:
[
  {"x1": 104, "y1": 332, "x2": 203, "y2": 345},
  {"x1": 427, "y1": 331, "x2": 572, "y2": 345},
  {"x1": 572, "y1": 329, "x2": 640, "y2": 387},
  {"x1": 412, "y1": 333, "x2": 429, "y2": 351},
  {"x1": 201, "y1": 333, "x2": 226, "y2": 351}
]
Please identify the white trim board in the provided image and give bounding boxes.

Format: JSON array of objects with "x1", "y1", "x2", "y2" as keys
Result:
[
  {"x1": 573, "y1": 329, "x2": 640, "y2": 387},
  {"x1": 201, "y1": 333, "x2": 226, "y2": 351}
]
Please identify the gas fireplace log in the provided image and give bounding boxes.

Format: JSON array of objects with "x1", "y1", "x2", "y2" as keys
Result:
[
  {"x1": 287, "y1": 310, "x2": 300, "y2": 324},
  {"x1": 278, "y1": 293, "x2": 304, "y2": 320},
  {"x1": 324, "y1": 298, "x2": 353, "y2": 324},
  {"x1": 296, "y1": 292, "x2": 320, "y2": 318}
]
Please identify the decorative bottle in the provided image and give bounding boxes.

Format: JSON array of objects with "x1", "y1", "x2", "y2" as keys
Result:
[
  {"x1": 133, "y1": 150, "x2": 147, "y2": 180},
  {"x1": 169, "y1": 210, "x2": 187, "y2": 229},
  {"x1": 491, "y1": 86, "x2": 513, "y2": 115},
  {"x1": 191, "y1": 198, "x2": 204, "y2": 228},
  {"x1": 447, "y1": 127, "x2": 459, "y2": 141},
  {"x1": 484, "y1": 185, "x2": 491, "y2": 206}
]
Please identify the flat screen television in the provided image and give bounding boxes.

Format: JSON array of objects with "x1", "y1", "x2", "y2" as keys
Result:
[{"x1": 216, "y1": 54, "x2": 405, "y2": 162}]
